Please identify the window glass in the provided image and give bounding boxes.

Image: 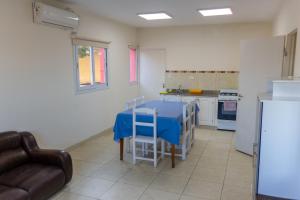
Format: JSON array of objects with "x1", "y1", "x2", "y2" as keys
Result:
[
  {"x1": 129, "y1": 48, "x2": 137, "y2": 83},
  {"x1": 78, "y1": 46, "x2": 92, "y2": 87},
  {"x1": 94, "y1": 48, "x2": 106, "y2": 84}
]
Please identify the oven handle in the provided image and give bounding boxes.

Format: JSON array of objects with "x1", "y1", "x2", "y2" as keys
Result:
[{"x1": 218, "y1": 100, "x2": 238, "y2": 103}]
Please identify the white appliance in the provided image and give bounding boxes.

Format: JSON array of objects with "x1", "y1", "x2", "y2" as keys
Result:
[
  {"x1": 217, "y1": 89, "x2": 238, "y2": 131},
  {"x1": 254, "y1": 79, "x2": 300, "y2": 199},
  {"x1": 33, "y1": 2, "x2": 80, "y2": 30},
  {"x1": 235, "y1": 36, "x2": 285, "y2": 155}
]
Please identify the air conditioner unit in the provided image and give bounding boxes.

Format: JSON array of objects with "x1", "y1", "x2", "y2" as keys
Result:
[{"x1": 33, "y1": 2, "x2": 79, "y2": 30}]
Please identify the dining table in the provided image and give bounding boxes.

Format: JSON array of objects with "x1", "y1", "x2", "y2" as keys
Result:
[{"x1": 113, "y1": 100, "x2": 186, "y2": 168}]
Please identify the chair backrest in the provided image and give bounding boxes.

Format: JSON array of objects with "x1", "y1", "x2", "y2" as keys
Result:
[
  {"x1": 190, "y1": 101, "x2": 197, "y2": 127},
  {"x1": 182, "y1": 103, "x2": 192, "y2": 137},
  {"x1": 0, "y1": 131, "x2": 30, "y2": 174},
  {"x1": 133, "y1": 108, "x2": 157, "y2": 139},
  {"x1": 125, "y1": 99, "x2": 136, "y2": 110},
  {"x1": 125, "y1": 96, "x2": 145, "y2": 110},
  {"x1": 134, "y1": 96, "x2": 145, "y2": 107}
]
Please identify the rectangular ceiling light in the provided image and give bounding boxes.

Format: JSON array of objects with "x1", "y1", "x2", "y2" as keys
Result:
[
  {"x1": 198, "y1": 8, "x2": 232, "y2": 16},
  {"x1": 138, "y1": 13, "x2": 172, "y2": 20}
]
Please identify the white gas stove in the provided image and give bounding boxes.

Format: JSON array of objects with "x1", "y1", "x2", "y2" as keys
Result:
[
  {"x1": 218, "y1": 89, "x2": 239, "y2": 101},
  {"x1": 217, "y1": 89, "x2": 238, "y2": 131}
]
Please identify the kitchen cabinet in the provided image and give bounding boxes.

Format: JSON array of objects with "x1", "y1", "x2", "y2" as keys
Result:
[
  {"x1": 198, "y1": 97, "x2": 217, "y2": 126},
  {"x1": 161, "y1": 95, "x2": 218, "y2": 127}
]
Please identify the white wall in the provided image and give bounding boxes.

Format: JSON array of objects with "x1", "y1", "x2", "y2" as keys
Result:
[
  {"x1": 273, "y1": 0, "x2": 300, "y2": 76},
  {"x1": 138, "y1": 23, "x2": 272, "y2": 71},
  {"x1": 0, "y1": 0, "x2": 138, "y2": 149}
]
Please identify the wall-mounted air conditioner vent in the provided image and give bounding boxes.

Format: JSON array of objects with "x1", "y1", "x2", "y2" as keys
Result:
[{"x1": 33, "y1": 2, "x2": 79, "y2": 30}]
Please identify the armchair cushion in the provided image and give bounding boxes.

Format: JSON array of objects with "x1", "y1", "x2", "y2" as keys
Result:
[
  {"x1": 0, "y1": 132, "x2": 29, "y2": 174},
  {"x1": 0, "y1": 163, "x2": 65, "y2": 200},
  {"x1": 0, "y1": 131, "x2": 21, "y2": 151},
  {"x1": 0, "y1": 185, "x2": 29, "y2": 200},
  {"x1": 0, "y1": 148, "x2": 29, "y2": 174}
]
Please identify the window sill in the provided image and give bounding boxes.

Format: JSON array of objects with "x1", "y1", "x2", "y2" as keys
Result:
[
  {"x1": 76, "y1": 84, "x2": 109, "y2": 94},
  {"x1": 129, "y1": 81, "x2": 138, "y2": 86}
]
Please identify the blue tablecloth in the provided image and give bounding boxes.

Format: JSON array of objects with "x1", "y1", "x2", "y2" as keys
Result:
[{"x1": 113, "y1": 100, "x2": 185, "y2": 145}]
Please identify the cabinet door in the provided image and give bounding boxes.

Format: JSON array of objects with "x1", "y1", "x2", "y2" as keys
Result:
[
  {"x1": 181, "y1": 96, "x2": 194, "y2": 102},
  {"x1": 198, "y1": 98, "x2": 214, "y2": 126},
  {"x1": 162, "y1": 95, "x2": 181, "y2": 102},
  {"x1": 211, "y1": 98, "x2": 218, "y2": 126}
]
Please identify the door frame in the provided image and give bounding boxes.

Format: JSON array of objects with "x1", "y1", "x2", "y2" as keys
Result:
[{"x1": 282, "y1": 29, "x2": 297, "y2": 77}]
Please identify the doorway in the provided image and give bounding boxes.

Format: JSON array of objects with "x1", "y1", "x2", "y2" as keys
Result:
[
  {"x1": 282, "y1": 29, "x2": 297, "y2": 77},
  {"x1": 139, "y1": 49, "x2": 166, "y2": 100}
]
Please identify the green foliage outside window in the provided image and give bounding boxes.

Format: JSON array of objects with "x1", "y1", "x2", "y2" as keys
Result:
[{"x1": 78, "y1": 46, "x2": 90, "y2": 58}]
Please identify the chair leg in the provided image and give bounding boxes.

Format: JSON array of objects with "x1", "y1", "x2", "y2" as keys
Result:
[
  {"x1": 145, "y1": 143, "x2": 148, "y2": 155},
  {"x1": 133, "y1": 140, "x2": 136, "y2": 165},
  {"x1": 182, "y1": 140, "x2": 186, "y2": 160},
  {"x1": 142, "y1": 143, "x2": 145, "y2": 157},
  {"x1": 154, "y1": 141, "x2": 157, "y2": 167},
  {"x1": 167, "y1": 143, "x2": 171, "y2": 152},
  {"x1": 187, "y1": 133, "x2": 191, "y2": 152},
  {"x1": 161, "y1": 140, "x2": 165, "y2": 159},
  {"x1": 191, "y1": 128, "x2": 195, "y2": 146},
  {"x1": 126, "y1": 137, "x2": 131, "y2": 153}
]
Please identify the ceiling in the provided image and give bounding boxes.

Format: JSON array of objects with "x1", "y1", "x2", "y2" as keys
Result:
[{"x1": 61, "y1": 0, "x2": 284, "y2": 27}]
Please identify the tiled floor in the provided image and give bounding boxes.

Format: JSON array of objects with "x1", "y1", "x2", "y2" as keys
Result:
[{"x1": 51, "y1": 128, "x2": 253, "y2": 200}]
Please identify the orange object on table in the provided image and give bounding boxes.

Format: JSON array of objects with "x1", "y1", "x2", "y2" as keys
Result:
[{"x1": 189, "y1": 89, "x2": 203, "y2": 94}]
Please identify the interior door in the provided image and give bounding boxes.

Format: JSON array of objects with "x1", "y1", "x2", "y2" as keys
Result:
[
  {"x1": 236, "y1": 37, "x2": 284, "y2": 155},
  {"x1": 282, "y1": 30, "x2": 297, "y2": 77},
  {"x1": 139, "y1": 49, "x2": 166, "y2": 100}
]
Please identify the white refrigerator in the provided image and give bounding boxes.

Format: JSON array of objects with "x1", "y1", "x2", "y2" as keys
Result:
[
  {"x1": 255, "y1": 93, "x2": 300, "y2": 199},
  {"x1": 235, "y1": 36, "x2": 285, "y2": 155}
]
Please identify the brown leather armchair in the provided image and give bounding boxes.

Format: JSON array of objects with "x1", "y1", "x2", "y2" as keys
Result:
[{"x1": 0, "y1": 131, "x2": 73, "y2": 200}]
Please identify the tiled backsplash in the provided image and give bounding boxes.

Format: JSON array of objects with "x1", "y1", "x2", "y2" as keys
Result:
[{"x1": 165, "y1": 70, "x2": 239, "y2": 90}]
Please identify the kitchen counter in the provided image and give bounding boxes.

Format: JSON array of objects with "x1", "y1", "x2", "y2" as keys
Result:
[{"x1": 161, "y1": 90, "x2": 219, "y2": 97}]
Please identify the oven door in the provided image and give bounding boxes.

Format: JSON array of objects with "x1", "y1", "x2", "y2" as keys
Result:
[{"x1": 218, "y1": 100, "x2": 237, "y2": 121}]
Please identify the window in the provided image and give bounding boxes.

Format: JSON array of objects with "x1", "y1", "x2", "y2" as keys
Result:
[
  {"x1": 73, "y1": 38, "x2": 109, "y2": 92},
  {"x1": 129, "y1": 47, "x2": 138, "y2": 84}
]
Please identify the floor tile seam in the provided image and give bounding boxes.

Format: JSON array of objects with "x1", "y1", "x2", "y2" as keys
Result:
[
  {"x1": 178, "y1": 140, "x2": 209, "y2": 199},
  {"x1": 219, "y1": 144, "x2": 232, "y2": 200}
]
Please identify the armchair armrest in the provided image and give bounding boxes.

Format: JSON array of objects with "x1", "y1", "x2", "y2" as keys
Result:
[
  {"x1": 30, "y1": 149, "x2": 73, "y2": 183},
  {"x1": 20, "y1": 132, "x2": 73, "y2": 184}
]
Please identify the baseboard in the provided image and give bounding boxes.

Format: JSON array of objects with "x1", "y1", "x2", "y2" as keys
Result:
[
  {"x1": 199, "y1": 125, "x2": 217, "y2": 129},
  {"x1": 65, "y1": 127, "x2": 113, "y2": 152},
  {"x1": 256, "y1": 194, "x2": 290, "y2": 200}
]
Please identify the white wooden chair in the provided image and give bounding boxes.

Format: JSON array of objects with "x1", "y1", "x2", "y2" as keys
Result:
[
  {"x1": 162, "y1": 103, "x2": 191, "y2": 160},
  {"x1": 134, "y1": 96, "x2": 145, "y2": 107},
  {"x1": 132, "y1": 108, "x2": 163, "y2": 167},
  {"x1": 125, "y1": 99, "x2": 136, "y2": 110},
  {"x1": 125, "y1": 97, "x2": 145, "y2": 153},
  {"x1": 188, "y1": 101, "x2": 196, "y2": 151},
  {"x1": 124, "y1": 99, "x2": 136, "y2": 153}
]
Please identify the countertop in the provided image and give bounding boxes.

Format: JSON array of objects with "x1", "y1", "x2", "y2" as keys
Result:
[
  {"x1": 259, "y1": 93, "x2": 300, "y2": 102},
  {"x1": 161, "y1": 90, "x2": 219, "y2": 97}
]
